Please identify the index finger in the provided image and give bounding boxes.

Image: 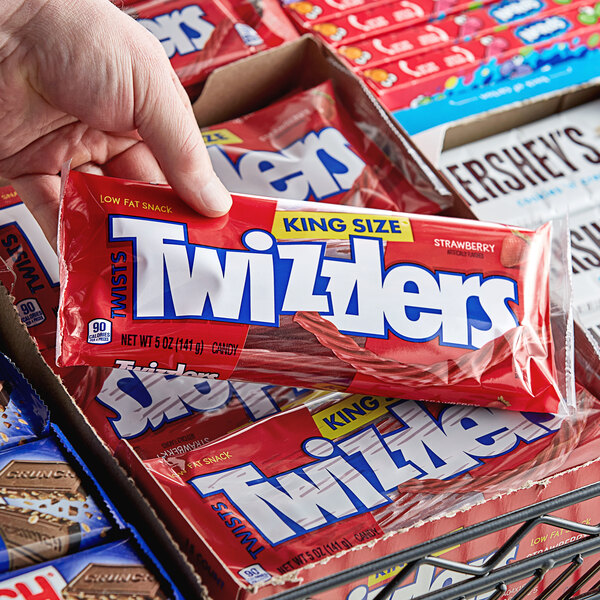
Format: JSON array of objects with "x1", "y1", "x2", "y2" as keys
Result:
[{"x1": 131, "y1": 37, "x2": 231, "y2": 217}]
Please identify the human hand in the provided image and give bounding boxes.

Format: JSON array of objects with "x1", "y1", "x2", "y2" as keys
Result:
[{"x1": 0, "y1": 0, "x2": 231, "y2": 247}]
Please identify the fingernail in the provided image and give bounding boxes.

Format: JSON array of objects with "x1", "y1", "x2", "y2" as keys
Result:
[{"x1": 198, "y1": 173, "x2": 232, "y2": 216}]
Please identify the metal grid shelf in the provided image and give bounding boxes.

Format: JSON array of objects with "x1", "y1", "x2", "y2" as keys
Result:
[{"x1": 268, "y1": 482, "x2": 600, "y2": 600}]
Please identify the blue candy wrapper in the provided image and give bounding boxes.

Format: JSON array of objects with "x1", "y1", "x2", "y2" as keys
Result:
[
  {"x1": 0, "y1": 353, "x2": 48, "y2": 450},
  {"x1": 0, "y1": 436, "x2": 113, "y2": 571},
  {"x1": 0, "y1": 539, "x2": 170, "y2": 598}
]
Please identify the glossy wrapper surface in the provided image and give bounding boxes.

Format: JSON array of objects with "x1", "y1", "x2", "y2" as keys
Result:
[{"x1": 57, "y1": 171, "x2": 569, "y2": 414}]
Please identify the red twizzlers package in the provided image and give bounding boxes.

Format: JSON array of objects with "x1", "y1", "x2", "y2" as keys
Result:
[
  {"x1": 126, "y1": 0, "x2": 296, "y2": 93},
  {"x1": 141, "y1": 386, "x2": 597, "y2": 595},
  {"x1": 202, "y1": 81, "x2": 442, "y2": 214},
  {"x1": 57, "y1": 171, "x2": 573, "y2": 414},
  {"x1": 82, "y1": 367, "x2": 321, "y2": 460},
  {"x1": 0, "y1": 186, "x2": 59, "y2": 351}
]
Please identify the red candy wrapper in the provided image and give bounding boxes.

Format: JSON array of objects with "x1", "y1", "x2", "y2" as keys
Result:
[
  {"x1": 306, "y1": 0, "x2": 503, "y2": 48},
  {"x1": 82, "y1": 367, "x2": 322, "y2": 460},
  {"x1": 57, "y1": 171, "x2": 573, "y2": 414},
  {"x1": 141, "y1": 386, "x2": 596, "y2": 591},
  {"x1": 126, "y1": 0, "x2": 297, "y2": 93},
  {"x1": 0, "y1": 186, "x2": 103, "y2": 401},
  {"x1": 202, "y1": 81, "x2": 442, "y2": 214},
  {"x1": 283, "y1": 0, "x2": 495, "y2": 31},
  {"x1": 0, "y1": 186, "x2": 59, "y2": 351}
]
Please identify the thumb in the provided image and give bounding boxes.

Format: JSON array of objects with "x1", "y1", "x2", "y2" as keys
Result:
[{"x1": 132, "y1": 40, "x2": 231, "y2": 217}]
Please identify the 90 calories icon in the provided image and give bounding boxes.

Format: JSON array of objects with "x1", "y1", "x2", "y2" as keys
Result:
[{"x1": 87, "y1": 319, "x2": 112, "y2": 344}]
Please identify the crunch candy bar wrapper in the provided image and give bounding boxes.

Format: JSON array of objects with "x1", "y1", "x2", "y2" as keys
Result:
[
  {"x1": 202, "y1": 81, "x2": 443, "y2": 214},
  {"x1": 143, "y1": 385, "x2": 599, "y2": 587},
  {"x1": 0, "y1": 539, "x2": 170, "y2": 600},
  {"x1": 57, "y1": 171, "x2": 574, "y2": 415},
  {"x1": 126, "y1": 0, "x2": 296, "y2": 93},
  {"x1": 0, "y1": 436, "x2": 114, "y2": 571},
  {"x1": 0, "y1": 352, "x2": 49, "y2": 450},
  {"x1": 84, "y1": 368, "x2": 323, "y2": 459}
]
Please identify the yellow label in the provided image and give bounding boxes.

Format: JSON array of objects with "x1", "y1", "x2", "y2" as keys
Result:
[
  {"x1": 313, "y1": 395, "x2": 397, "y2": 439},
  {"x1": 368, "y1": 565, "x2": 403, "y2": 587},
  {"x1": 367, "y1": 539, "x2": 461, "y2": 587},
  {"x1": 272, "y1": 211, "x2": 414, "y2": 242},
  {"x1": 201, "y1": 129, "x2": 243, "y2": 146}
]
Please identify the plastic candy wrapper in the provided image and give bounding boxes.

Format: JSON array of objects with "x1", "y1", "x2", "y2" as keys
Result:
[
  {"x1": 336, "y1": 0, "x2": 578, "y2": 69},
  {"x1": 0, "y1": 352, "x2": 49, "y2": 450},
  {"x1": 0, "y1": 186, "x2": 59, "y2": 352},
  {"x1": 202, "y1": 81, "x2": 442, "y2": 214},
  {"x1": 58, "y1": 170, "x2": 574, "y2": 415},
  {"x1": 364, "y1": 4, "x2": 600, "y2": 112},
  {"x1": 82, "y1": 368, "x2": 323, "y2": 459},
  {"x1": 441, "y1": 99, "x2": 600, "y2": 356},
  {"x1": 143, "y1": 384, "x2": 598, "y2": 587},
  {"x1": 0, "y1": 539, "x2": 170, "y2": 600},
  {"x1": 0, "y1": 436, "x2": 115, "y2": 571},
  {"x1": 126, "y1": 0, "x2": 297, "y2": 94},
  {"x1": 0, "y1": 186, "x2": 104, "y2": 403}
]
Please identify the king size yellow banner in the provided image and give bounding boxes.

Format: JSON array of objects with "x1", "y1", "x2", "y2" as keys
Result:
[{"x1": 272, "y1": 211, "x2": 414, "y2": 241}]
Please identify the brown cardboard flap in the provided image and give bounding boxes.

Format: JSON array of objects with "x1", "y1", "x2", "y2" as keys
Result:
[{"x1": 443, "y1": 82, "x2": 600, "y2": 151}]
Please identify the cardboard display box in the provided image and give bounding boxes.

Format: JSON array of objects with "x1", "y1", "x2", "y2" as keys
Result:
[
  {"x1": 0, "y1": 32, "x2": 599, "y2": 600},
  {"x1": 0, "y1": 34, "x2": 459, "y2": 600}
]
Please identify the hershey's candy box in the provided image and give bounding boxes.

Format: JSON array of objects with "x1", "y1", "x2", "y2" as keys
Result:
[{"x1": 440, "y1": 99, "x2": 600, "y2": 350}]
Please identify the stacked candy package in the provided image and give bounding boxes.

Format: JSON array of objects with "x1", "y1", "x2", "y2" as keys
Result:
[
  {"x1": 201, "y1": 81, "x2": 444, "y2": 214},
  {"x1": 0, "y1": 355, "x2": 114, "y2": 572},
  {"x1": 0, "y1": 539, "x2": 168, "y2": 600},
  {"x1": 279, "y1": 0, "x2": 600, "y2": 133},
  {"x1": 283, "y1": 0, "x2": 497, "y2": 36},
  {"x1": 0, "y1": 185, "x2": 105, "y2": 402},
  {"x1": 125, "y1": 0, "x2": 297, "y2": 93},
  {"x1": 138, "y1": 384, "x2": 599, "y2": 595},
  {"x1": 85, "y1": 368, "x2": 322, "y2": 460},
  {"x1": 0, "y1": 437, "x2": 114, "y2": 571},
  {"x1": 57, "y1": 170, "x2": 574, "y2": 415},
  {"x1": 363, "y1": 2, "x2": 600, "y2": 111},
  {"x1": 0, "y1": 186, "x2": 59, "y2": 352},
  {"x1": 334, "y1": 0, "x2": 585, "y2": 69}
]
